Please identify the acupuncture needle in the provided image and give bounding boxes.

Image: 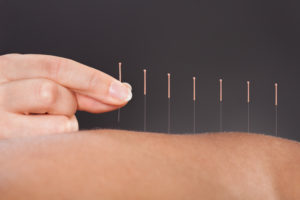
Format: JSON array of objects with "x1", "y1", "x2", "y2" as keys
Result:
[
  {"x1": 247, "y1": 81, "x2": 250, "y2": 133},
  {"x1": 117, "y1": 62, "x2": 122, "y2": 125},
  {"x1": 275, "y1": 83, "x2": 278, "y2": 136},
  {"x1": 143, "y1": 69, "x2": 147, "y2": 131},
  {"x1": 167, "y1": 73, "x2": 171, "y2": 133},
  {"x1": 219, "y1": 78, "x2": 223, "y2": 132},
  {"x1": 193, "y1": 77, "x2": 196, "y2": 133}
]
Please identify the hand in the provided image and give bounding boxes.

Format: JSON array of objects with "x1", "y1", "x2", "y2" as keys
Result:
[{"x1": 0, "y1": 54, "x2": 132, "y2": 138}]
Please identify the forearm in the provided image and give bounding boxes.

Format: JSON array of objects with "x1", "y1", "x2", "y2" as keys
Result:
[{"x1": 0, "y1": 130, "x2": 299, "y2": 199}]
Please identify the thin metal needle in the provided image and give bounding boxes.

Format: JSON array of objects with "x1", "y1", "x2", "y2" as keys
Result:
[
  {"x1": 219, "y1": 79, "x2": 223, "y2": 132},
  {"x1": 247, "y1": 81, "x2": 250, "y2": 133},
  {"x1": 275, "y1": 83, "x2": 278, "y2": 136},
  {"x1": 167, "y1": 73, "x2": 171, "y2": 133},
  {"x1": 117, "y1": 62, "x2": 122, "y2": 125},
  {"x1": 193, "y1": 77, "x2": 196, "y2": 133},
  {"x1": 143, "y1": 69, "x2": 147, "y2": 131}
]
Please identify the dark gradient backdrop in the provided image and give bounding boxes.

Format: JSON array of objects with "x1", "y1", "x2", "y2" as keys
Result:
[{"x1": 1, "y1": 0, "x2": 300, "y2": 141}]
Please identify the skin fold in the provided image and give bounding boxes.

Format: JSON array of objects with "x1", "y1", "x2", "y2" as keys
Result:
[{"x1": 0, "y1": 130, "x2": 299, "y2": 200}]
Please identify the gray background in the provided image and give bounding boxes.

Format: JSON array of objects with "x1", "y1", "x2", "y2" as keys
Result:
[{"x1": 1, "y1": 0, "x2": 299, "y2": 141}]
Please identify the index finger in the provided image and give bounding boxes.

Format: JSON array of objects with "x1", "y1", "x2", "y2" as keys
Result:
[{"x1": 0, "y1": 54, "x2": 132, "y2": 106}]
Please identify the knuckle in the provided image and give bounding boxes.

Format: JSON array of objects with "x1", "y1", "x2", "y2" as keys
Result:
[{"x1": 38, "y1": 80, "x2": 58, "y2": 107}]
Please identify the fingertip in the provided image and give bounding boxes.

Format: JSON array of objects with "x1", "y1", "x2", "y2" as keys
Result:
[
  {"x1": 123, "y1": 82, "x2": 132, "y2": 91},
  {"x1": 108, "y1": 80, "x2": 133, "y2": 103},
  {"x1": 39, "y1": 80, "x2": 58, "y2": 106},
  {"x1": 65, "y1": 115, "x2": 79, "y2": 132}
]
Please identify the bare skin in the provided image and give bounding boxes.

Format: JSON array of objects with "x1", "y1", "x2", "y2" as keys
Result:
[
  {"x1": 0, "y1": 54, "x2": 132, "y2": 138},
  {"x1": 1, "y1": 54, "x2": 299, "y2": 199},
  {"x1": 0, "y1": 130, "x2": 299, "y2": 199}
]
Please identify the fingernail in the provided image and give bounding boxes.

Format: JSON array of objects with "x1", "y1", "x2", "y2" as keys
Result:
[
  {"x1": 123, "y1": 82, "x2": 132, "y2": 91},
  {"x1": 66, "y1": 116, "x2": 79, "y2": 132},
  {"x1": 109, "y1": 81, "x2": 132, "y2": 102}
]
